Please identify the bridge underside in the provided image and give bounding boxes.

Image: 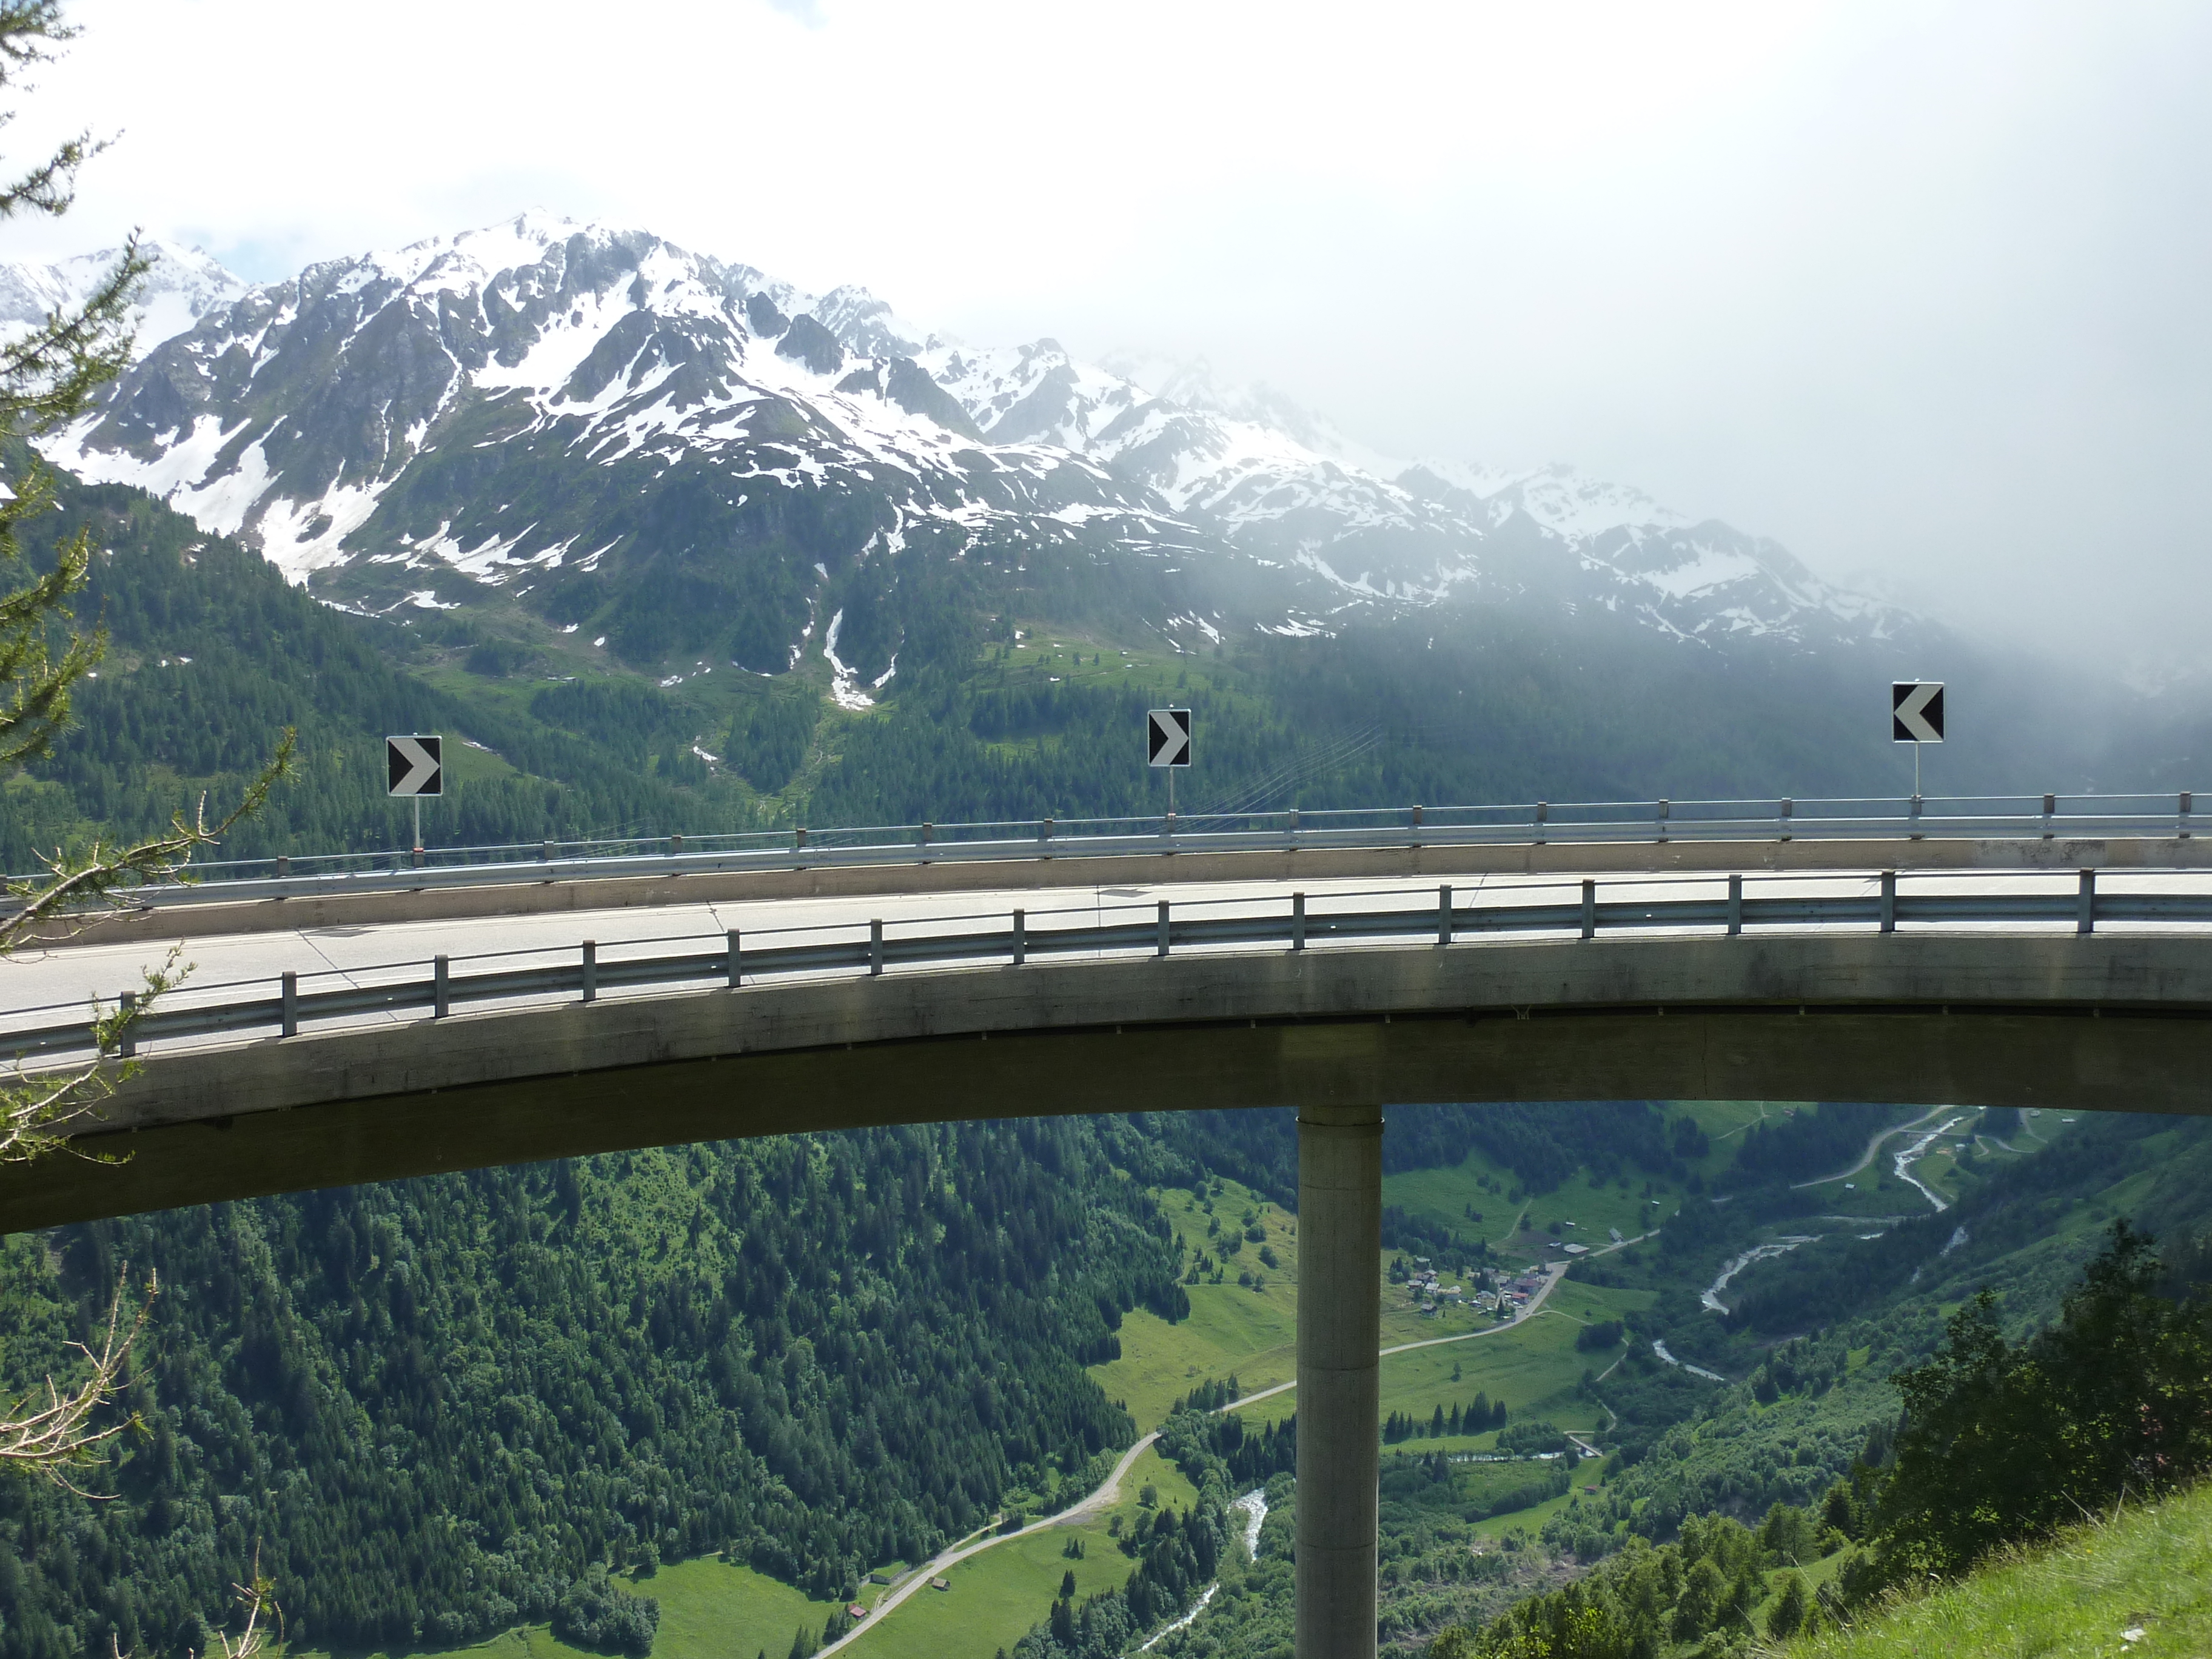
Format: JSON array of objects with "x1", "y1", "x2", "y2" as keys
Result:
[{"x1": 9, "y1": 931, "x2": 2210, "y2": 1232}]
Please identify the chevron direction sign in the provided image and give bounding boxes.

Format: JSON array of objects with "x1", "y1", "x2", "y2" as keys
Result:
[
  {"x1": 1148, "y1": 708, "x2": 1192, "y2": 768},
  {"x1": 386, "y1": 734, "x2": 445, "y2": 796},
  {"x1": 1892, "y1": 682, "x2": 1945, "y2": 744}
]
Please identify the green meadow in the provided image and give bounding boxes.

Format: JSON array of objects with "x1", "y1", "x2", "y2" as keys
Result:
[
  {"x1": 839, "y1": 1444, "x2": 1202, "y2": 1659},
  {"x1": 287, "y1": 1555, "x2": 851, "y2": 1659},
  {"x1": 1096, "y1": 1181, "x2": 1300, "y2": 1431}
]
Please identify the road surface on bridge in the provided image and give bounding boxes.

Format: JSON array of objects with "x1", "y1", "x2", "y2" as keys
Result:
[{"x1": 8, "y1": 864, "x2": 2199, "y2": 1060}]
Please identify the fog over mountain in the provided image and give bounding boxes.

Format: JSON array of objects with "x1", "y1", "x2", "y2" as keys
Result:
[{"x1": 5, "y1": 2, "x2": 2208, "y2": 673}]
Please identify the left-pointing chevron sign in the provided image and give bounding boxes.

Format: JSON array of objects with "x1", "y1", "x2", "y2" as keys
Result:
[
  {"x1": 386, "y1": 734, "x2": 444, "y2": 796},
  {"x1": 1891, "y1": 683, "x2": 1945, "y2": 745}
]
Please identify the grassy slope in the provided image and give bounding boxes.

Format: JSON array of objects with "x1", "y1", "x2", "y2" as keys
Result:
[
  {"x1": 839, "y1": 1444, "x2": 1202, "y2": 1659},
  {"x1": 640, "y1": 1558, "x2": 850, "y2": 1659},
  {"x1": 1094, "y1": 1181, "x2": 1299, "y2": 1431},
  {"x1": 1785, "y1": 1481, "x2": 2212, "y2": 1658},
  {"x1": 281, "y1": 1557, "x2": 849, "y2": 1659}
]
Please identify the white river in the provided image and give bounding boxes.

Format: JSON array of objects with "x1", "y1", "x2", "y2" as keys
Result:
[{"x1": 1136, "y1": 1488, "x2": 1267, "y2": 1653}]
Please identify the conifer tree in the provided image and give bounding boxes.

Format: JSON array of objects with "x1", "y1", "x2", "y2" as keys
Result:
[{"x1": 0, "y1": 0, "x2": 288, "y2": 1489}]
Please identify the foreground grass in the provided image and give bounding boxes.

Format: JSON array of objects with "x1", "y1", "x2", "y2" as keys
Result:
[{"x1": 1784, "y1": 1480, "x2": 2212, "y2": 1658}]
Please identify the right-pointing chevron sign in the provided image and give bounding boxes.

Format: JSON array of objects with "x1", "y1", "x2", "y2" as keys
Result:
[
  {"x1": 1892, "y1": 682, "x2": 1945, "y2": 744},
  {"x1": 1148, "y1": 708, "x2": 1191, "y2": 767},
  {"x1": 386, "y1": 733, "x2": 445, "y2": 796}
]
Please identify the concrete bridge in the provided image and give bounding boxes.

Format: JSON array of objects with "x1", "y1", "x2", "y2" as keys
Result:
[{"x1": 7, "y1": 825, "x2": 2212, "y2": 1659}]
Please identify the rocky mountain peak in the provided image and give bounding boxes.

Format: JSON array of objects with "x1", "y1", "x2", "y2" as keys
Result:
[
  {"x1": 22, "y1": 212, "x2": 1920, "y2": 666},
  {"x1": 0, "y1": 237, "x2": 248, "y2": 361}
]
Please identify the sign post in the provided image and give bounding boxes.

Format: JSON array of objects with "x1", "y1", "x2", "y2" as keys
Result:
[
  {"x1": 1148, "y1": 708, "x2": 1191, "y2": 820},
  {"x1": 386, "y1": 734, "x2": 444, "y2": 851},
  {"x1": 1891, "y1": 682, "x2": 1944, "y2": 796}
]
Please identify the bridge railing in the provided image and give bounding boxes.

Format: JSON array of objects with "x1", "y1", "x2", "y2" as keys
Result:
[
  {"x1": 9, "y1": 866, "x2": 2211, "y2": 1067},
  {"x1": 3, "y1": 792, "x2": 2199, "y2": 917}
]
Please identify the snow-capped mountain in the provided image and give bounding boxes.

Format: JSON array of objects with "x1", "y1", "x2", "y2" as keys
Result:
[
  {"x1": 30, "y1": 212, "x2": 1917, "y2": 675},
  {"x1": 0, "y1": 238, "x2": 249, "y2": 361}
]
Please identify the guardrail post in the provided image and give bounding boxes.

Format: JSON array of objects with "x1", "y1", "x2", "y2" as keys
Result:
[
  {"x1": 581, "y1": 940, "x2": 597, "y2": 1003},
  {"x1": 1157, "y1": 900, "x2": 1171, "y2": 957},
  {"x1": 1438, "y1": 883, "x2": 1452, "y2": 946},
  {"x1": 1909, "y1": 794, "x2": 1924, "y2": 840},
  {"x1": 870, "y1": 920, "x2": 884, "y2": 977},
  {"x1": 1287, "y1": 808, "x2": 1300, "y2": 845},
  {"x1": 1164, "y1": 812, "x2": 1176, "y2": 841},
  {"x1": 1657, "y1": 800, "x2": 1669, "y2": 845},
  {"x1": 1041, "y1": 817, "x2": 1054, "y2": 856},
  {"x1": 275, "y1": 854, "x2": 289, "y2": 879},
  {"x1": 280, "y1": 974, "x2": 297, "y2": 1038},
  {"x1": 2042, "y1": 794, "x2": 2056, "y2": 840},
  {"x1": 543, "y1": 840, "x2": 556, "y2": 865},
  {"x1": 794, "y1": 826, "x2": 808, "y2": 853},
  {"x1": 1292, "y1": 893, "x2": 1306, "y2": 951},
  {"x1": 727, "y1": 930, "x2": 742, "y2": 988},
  {"x1": 1880, "y1": 871, "x2": 1896, "y2": 934},
  {"x1": 1533, "y1": 802, "x2": 1548, "y2": 846},
  {"x1": 919, "y1": 823, "x2": 932, "y2": 863},
  {"x1": 1013, "y1": 909, "x2": 1026, "y2": 966},
  {"x1": 411, "y1": 845, "x2": 424, "y2": 870},
  {"x1": 2182, "y1": 793, "x2": 2193, "y2": 841},
  {"x1": 1580, "y1": 879, "x2": 1597, "y2": 940},
  {"x1": 1410, "y1": 804, "x2": 1423, "y2": 849},
  {"x1": 1727, "y1": 875, "x2": 1743, "y2": 937},
  {"x1": 118, "y1": 991, "x2": 137, "y2": 1057},
  {"x1": 1778, "y1": 799, "x2": 1793, "y2": 842},
  {"x1": 2078, "y1": 870, "x2": 2096, "y2": 936},
  {"x1": 434, "y1": 956, "x2": 449, "y2": 1019},
  {"x1": 671, "y1": 833, "x2": 683, "y2": 856}
]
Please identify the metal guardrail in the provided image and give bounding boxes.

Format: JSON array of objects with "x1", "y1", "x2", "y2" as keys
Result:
[
  {"x1": 7, "y1": 792, "x2": 2200, "y2": 916},
  {"x1": 8, "y1": 867, "x2": 2208, "y2": 1065}
]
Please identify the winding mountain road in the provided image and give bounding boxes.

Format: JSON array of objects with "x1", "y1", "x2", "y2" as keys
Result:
[
  {"x1": 819, "y1": 1232, "x2": 1649, "y2": 1651},
  {"x1": 817, "y1": 1429, "x2": 1163, "y2": 1654},
  {"x1": 1791, "y1": 1103, "x2": 1962, "y2": 1189}
]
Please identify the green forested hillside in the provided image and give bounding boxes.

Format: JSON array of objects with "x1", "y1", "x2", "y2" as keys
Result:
[
  {"x1": 0, "y1": 1119, "x2": 1193, "y2": 1659},
  {"x1": 4, "y1": 458, "x2": 2167, "y2": 882},
  {"x1": 4, "y1": 1095, "x2": 2208, "y2": 1659}
]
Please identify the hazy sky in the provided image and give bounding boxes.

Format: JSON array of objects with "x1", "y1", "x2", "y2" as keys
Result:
[{"x1": 10, "y1": 1, "x2": 2210, "y2": 667}]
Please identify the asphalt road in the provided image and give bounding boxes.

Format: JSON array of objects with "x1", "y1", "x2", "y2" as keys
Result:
[{"x1": 2, "y1": 865, "x2": 2153, "y2": 1050}]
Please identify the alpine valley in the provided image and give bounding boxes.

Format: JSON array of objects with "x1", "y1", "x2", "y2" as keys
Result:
[{"x1": 7, "y1": 220, "x2": 2212, "y2": 1659}]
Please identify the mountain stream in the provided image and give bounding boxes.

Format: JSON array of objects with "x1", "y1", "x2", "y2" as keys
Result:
[{"x1": 1136, "y1": 1488, "x2": 1267, "y2": 1653}]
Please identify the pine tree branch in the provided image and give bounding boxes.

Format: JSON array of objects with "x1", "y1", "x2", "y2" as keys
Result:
[{"x1": 0, "y1": 1266, "x2": 153, "y2": 1491}]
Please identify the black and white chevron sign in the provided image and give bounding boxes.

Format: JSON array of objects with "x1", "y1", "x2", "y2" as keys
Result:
[
  {"x1": 1892, "y1": 682, "x2": 1945, "y2": 744},
  {"x1": 386, "y1": 734, "x2": 444, "y2": 796}
]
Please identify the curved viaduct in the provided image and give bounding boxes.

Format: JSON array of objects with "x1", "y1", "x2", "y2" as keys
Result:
[{"x1": 8, "y1": 829, "x2": 2212, "y2": 1659}]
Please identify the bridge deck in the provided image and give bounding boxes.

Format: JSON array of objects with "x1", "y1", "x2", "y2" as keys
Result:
[{"x1": 3, "y1": 858, "x2": 2210, "y2": 1229}]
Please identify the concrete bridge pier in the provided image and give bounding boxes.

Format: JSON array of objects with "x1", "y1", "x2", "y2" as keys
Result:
[{"x1": 1296, "y1": 1100, "x2": 1383, "y2": 1659}]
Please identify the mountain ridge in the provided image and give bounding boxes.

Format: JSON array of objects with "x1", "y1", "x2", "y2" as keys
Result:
[{"x1": 27, "y1": 212, "x2": 1924, "y2": 675}]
